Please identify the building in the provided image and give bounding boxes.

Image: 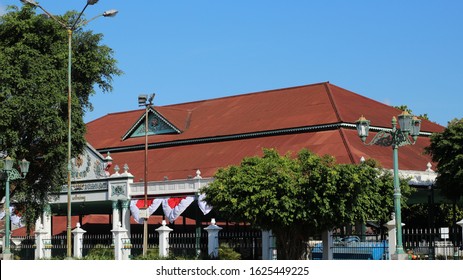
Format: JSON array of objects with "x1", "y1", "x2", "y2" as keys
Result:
[{"x1": 15, "y1": 82, "x2": 445, "y2": 237}]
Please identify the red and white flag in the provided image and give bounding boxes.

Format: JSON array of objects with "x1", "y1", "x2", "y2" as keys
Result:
[
  {"x1": 162, "y1": 196, "x2": 194, "y2": 223},
  {"x1": 130, "y1": 198, "x2": 162, "y2": 224},
  {"x1": 198, "y1": 193, "x2": 213, "y2": 215}
]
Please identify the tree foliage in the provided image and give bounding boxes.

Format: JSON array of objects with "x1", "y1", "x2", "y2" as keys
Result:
[
  {"x1": 0, "y1": 5, "x2": 122, "y2": 230},
  {"x1": 426, "y1": 118, "x2": 463, "y2": 200},
  {"x1": 202, "y1": 148, "x2": 412, "y2": 259}
]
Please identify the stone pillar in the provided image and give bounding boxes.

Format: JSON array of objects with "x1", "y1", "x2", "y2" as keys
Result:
[
  {"x1": 321, "y1": 230, "x2": 333, "y2": 260},
  {"x1": 384, "y1": 213, "x2": 406, "y2": 260},
  {"x1": 262, "y1": 230, "x2": 276, "y2": 260},
  {"x1": 72, "y1": 223, "x2": 87, "y2": 259},
  {"x1": 156, "y1": 220, "x2": 173, "y2": 257},
  {"x1": 112, "y1": 200, "x2": 120, "y2": 231},
  {"x1": 34, "y1": 224, "x2": 50, "y2": 260},
  {"x1": 111, "y1": 222, "x2": 130, "y2": 260},
  {"x1": 384, "y1": 217, "x2": 396, "y2": 260},
  {"x1": 204, "y1": 218, "x2": 222, "y2": 258},
  {"x1": 121, "y1": 200, "x2": 131, "y2": 235}
]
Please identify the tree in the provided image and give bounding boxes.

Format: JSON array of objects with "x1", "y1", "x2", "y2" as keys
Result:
[
  {"x1": 202, "y1": 148, "x2": 411, "y2": 259},
  {"x1": 0, "y1": 5, "x2": 122, "y2": 231},
  {"x1": 426, "y1": 118, "x2": 463, "y2": 200}
]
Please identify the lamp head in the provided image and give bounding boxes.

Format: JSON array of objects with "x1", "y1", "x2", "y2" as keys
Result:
[
  {"x1": 103, "y1": 9, "x2": 118, "y2": 17},
  {"x1": 138, "y1": 95, "x2": 148, "y2": 107},
  {"x1": 355, "y1": 115, "x2": 370, "y2": 143},
  {"x1": 411, "y1": 116, "x2": 421, "y2": 140},
  {"x1": 87, "y1": 0, "x2": 99, "y2": 5},
  {"x1": 20, "y1": 0, "x2": 38, "y2": 6},
  {"x1": 19, "y1": 159, "x2": 30, "y2": 175},
  {"x1": 398, "y1": 111, "x2": 413, "y2": 133},
  {"x1": 3, "y1": 156, "x2": 14, "y2": 171}
]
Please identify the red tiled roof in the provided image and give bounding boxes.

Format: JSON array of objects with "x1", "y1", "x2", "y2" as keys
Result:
[{"x1": 86, "y1": 82, "x2": 444, "y2": 181}]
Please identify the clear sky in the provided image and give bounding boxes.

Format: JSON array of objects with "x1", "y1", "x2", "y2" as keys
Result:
[{"x1": 1, "y1": 0, "x2": 462, "y2": 126}]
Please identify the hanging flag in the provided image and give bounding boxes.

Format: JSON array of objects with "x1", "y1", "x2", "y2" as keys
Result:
[
  {"x1": 130, "y1": 198, "x2": 162, "y2": 224},
  {"x1": 162, "y1": 196, "x2": 194, "y2": 223},
  {"x1": 0, "y1": 206, "x2": 25, "y2": 228},
  {"x1": 198, "y1": 193, "x2": 213, "y2": 215}
]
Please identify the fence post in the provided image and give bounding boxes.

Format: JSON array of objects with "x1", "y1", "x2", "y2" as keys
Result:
[
  {"x1": 321, "y1": 230, "x2": 333, "y2": 260},
  {"x1": 204, "y1": 218, "x2": 222, "y2": 258},
  {"x1": 71, "y1": 223, "x2": 86, "y2": 259},
  {"x1": 156, "y1": 220, "x2": 173, "y2": 257},
  {"x1": 384, "y1": 213, "x2": 405, "y2": 260},
  {"x1": 111, "y1": 222, "x2": 130, "y2": 260},
  {"x1": 34, "y1": 224, "x2": 49, "y2": 259}
]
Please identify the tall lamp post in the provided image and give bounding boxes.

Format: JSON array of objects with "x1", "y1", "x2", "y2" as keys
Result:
[
  {"x1": 356, "y1": 111, "x2": 421, "y2": 259},
  {"x1": 20, "y1": 0, "x2": 118, "y2": 259},
  {"x1": 138, "y1": 93, "x2": 155, "y2": 257},
  {"x1": 1, "y1": 157, "x2": 30, "y2": 260}
]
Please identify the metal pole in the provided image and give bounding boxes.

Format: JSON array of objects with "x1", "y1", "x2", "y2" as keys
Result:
[
  {"x1": 143, "y1": 103, "x2": 149, "y2": 257},
  {"x1": 4, "y1": 175, "x2": 11, "y2": 259},
  {"x1": 66, "y1": 28, "x2": 73, "y2": 259},
  {"x1": 391, "y1": 118, "x2": 405, "y2": 255}
]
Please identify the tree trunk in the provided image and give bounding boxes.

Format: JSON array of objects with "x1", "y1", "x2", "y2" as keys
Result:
[{"x1": 274, "y1": 227, "x2": 308, "y2": 260}]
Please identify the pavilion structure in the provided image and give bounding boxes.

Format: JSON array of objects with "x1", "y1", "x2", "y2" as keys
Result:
[{"x1": 19, "y1": 82, "x2": 445, "y2": 238}]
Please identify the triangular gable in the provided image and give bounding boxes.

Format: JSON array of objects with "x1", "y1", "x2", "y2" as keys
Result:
[
  {"x1": 122, "y1": 107, "x2": 181, "y2": 140},
  {"x1": 71, "y1": 143, "x2": 111, "y2": 181}
]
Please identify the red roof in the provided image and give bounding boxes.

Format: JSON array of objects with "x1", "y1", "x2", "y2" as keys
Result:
[{"x1": 86, "y1": 82, "x2": 444, "y2": 181}]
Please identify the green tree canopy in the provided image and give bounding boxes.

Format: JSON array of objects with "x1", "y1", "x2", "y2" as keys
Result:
[
  {"x1": 0, "y1": 5, "x2": 122, "y2": 230},
  {"x1": 426, "y1": 118, "x2": 463, "y2": 200},
  {"x1": 202, "y1": 148, "x2": 411, "y2": 259}
]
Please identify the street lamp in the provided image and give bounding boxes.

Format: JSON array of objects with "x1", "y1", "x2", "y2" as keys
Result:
[
  {"x1": 20, "y1": 0, "x2": 118, "y2": 259},
  {"x1": 138, "y1": 93, "x2": 155, "y2": 257},
  {"x1": 356, "y1": 111, "x2": 421, "y2": 259},
  {"x1": 1, "y1": 157, "x2": 30, "y2": 260}
]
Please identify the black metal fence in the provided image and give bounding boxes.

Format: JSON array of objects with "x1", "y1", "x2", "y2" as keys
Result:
[
  {"x1": 8, "y1": 226, "x2": 463, "y2": 260},
  {"x1": 403, "y1": 227, "x2": 463, "y2": 260}
]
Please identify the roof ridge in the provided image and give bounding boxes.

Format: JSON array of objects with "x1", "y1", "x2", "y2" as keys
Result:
[
  {"x1": 324, "y1": 83, "x2": 342, "y2": 122},
  {"x1": 161, "y1": 82, "x2": 331, "y2": 108}
]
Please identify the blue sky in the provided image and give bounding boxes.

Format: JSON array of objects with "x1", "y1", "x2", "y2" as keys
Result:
[{"x1": 1, "y1": 0, "x2": 462, "y2": 126}]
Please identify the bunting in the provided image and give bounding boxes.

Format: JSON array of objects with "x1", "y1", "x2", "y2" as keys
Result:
[{"x1": 130, "y1": 194, "x2": 213, "y2": 223}]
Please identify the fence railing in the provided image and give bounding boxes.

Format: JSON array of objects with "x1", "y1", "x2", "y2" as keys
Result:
[
  {"x1": 403, "y1": 227, "x2": 463, "y2": 260},
  {"x1": 8, "y1": 226, "x2": 463, "y2": 260}
]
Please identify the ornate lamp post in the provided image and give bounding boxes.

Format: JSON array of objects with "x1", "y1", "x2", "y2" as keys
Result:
[
  {"x1": 356, "y1": 111, "x2": 421, "y2": 259},
  {"x1": 20, "y1": 0, "x2": 118, "y2": 259},
  {"x1": 138, "y1": 93, "x2": 155, "y2": 257},
  {"x1": 1, "y1": 157, "x2": 30, "y2": 260}
]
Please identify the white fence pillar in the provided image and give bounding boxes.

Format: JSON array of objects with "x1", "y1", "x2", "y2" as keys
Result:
[
  {"x1": 384, "y1": 217, "x2": 396, "y2": 260},
  {"x1": 72, "y1": 223, "x2": 86, "y2": 259},
  {"x1": 34, "y1": 225, "x2": 50, "y2": 259},
  {"x1": 156, "y1": 220, "x2": 173, "y2": 257},
  {"x1": 384, "y1": 213, "x2": 406, "y2": 260},
  {"x1": 321, "y1": 230, "x2": 333, "y2": 260},
  {"x1": 111, "y1": 222, "x2": 130, "y2": 260},
  {"x1": 204, "y1": 218, "x2": 222, "y2": 258}
]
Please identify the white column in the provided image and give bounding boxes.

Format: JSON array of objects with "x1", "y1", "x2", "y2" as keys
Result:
[
  {"x1": 111, "y1": 222, "x2": 130, "y2": 260},
  {"x1": 384, "y1": 217, "x2": 396, "y2": 260},
  {"x1": 72, "y1": 223, "x2": 86, "y2": 259},
  {"x1": 121, "y1": 200, "x2": 131, "y2": 235},
  {"x1": 457, "y1": 218, "x2": 463, "y2": 253},
  {"x1": 321, "y1": 230, "x2": 333, "y2": 260},
  {"x1": 112, "y1": 200, "x2": 120, "y2": 231},
  {"x1": 34, "y1": 224, "x2": 49, "y2": 260},
  {"x1": 204, "y1": 218, "x2": 222, "y2": 258},
  {"x1": 156, "y1": 220, "x2": 173, "y2": 257},
  {"x1": 384, "y1": 213, "x2": 406, "y2": 260}
]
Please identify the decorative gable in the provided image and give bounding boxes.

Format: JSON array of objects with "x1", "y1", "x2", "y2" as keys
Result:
[
  {"x1": 122, "y1": 107, "x2": 181, "y2": 140},
  {"x1": 71, "y1": 144, "x2": 112, "y2": 181}
]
